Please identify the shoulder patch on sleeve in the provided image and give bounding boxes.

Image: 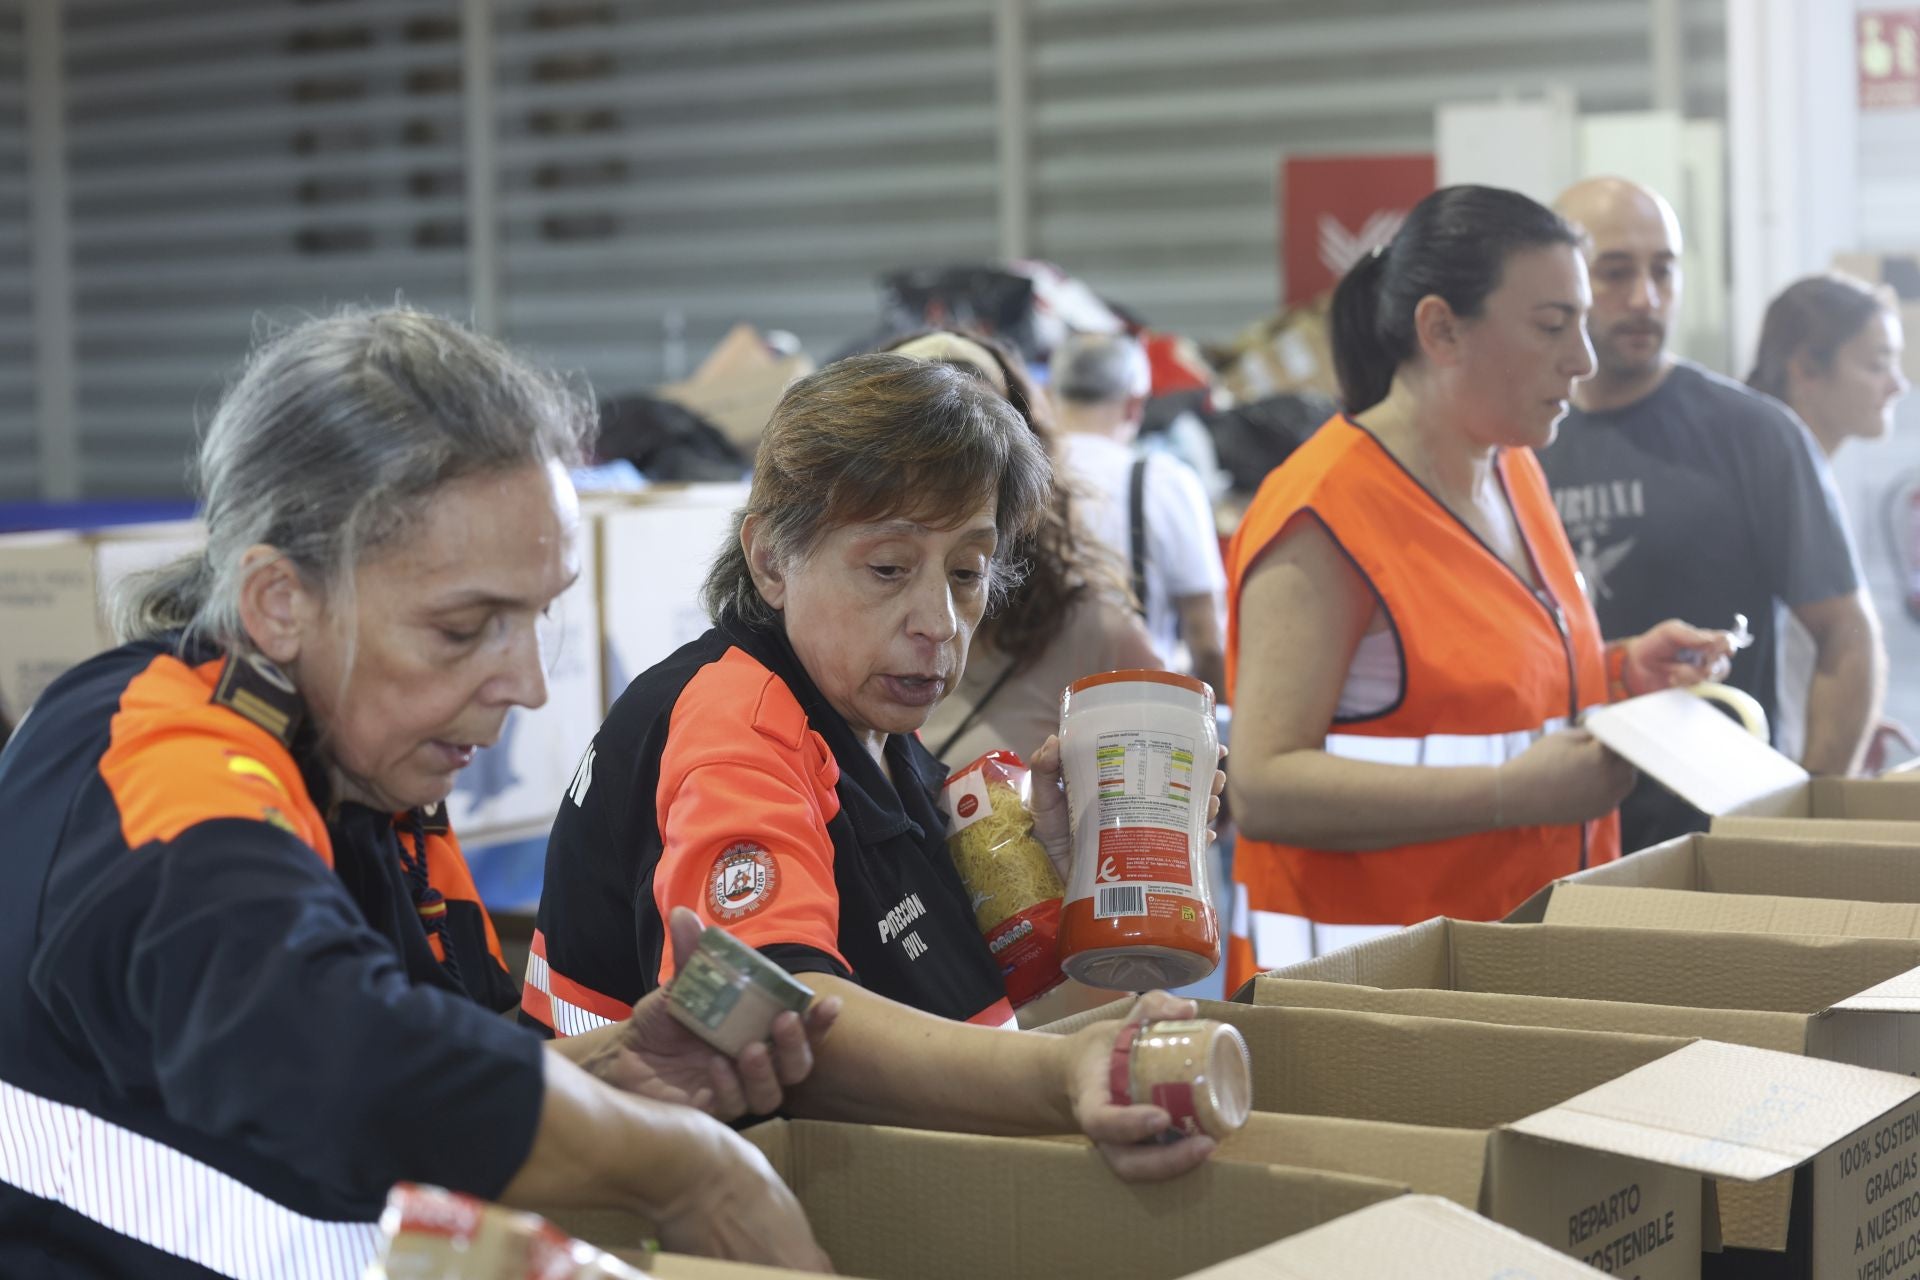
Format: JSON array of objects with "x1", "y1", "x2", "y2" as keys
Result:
[{"x1": 707, "y1": 841, "x2": 781, "y2": 920}]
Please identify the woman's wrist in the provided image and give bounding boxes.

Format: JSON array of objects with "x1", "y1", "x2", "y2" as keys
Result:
[
  {"x1": 616, "y1": 1094, "x2": 732, "y2": 1219},
  {"x1": 1605, "y1": 639, "x2": 1639, "y2": 702}
]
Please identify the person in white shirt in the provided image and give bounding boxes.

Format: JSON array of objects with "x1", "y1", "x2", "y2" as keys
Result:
[{"x1": 1050, "y1": 333, "x2": 1229, "y2": 695}]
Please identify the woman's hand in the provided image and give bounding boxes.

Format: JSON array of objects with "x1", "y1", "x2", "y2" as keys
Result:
[
  {"x1": 650, "y1": 1120, "x2": 836, "y2": 1272},
  {"x1": 570, "y1": 907, "x2": 841, "y2": 1121},
  {"x1": 1029, "y1": 736, "x2": 1227, "y2": 883},
  {"x1": 1061, "y1": 990, "x2": 1217, "y2": 1181},
  {"x1": 1622, "y1": 618, "x2": 1739, "y2": 694},
  {"x1": 1496, "y1": 728, "x2": 1635, "y2": 828}
]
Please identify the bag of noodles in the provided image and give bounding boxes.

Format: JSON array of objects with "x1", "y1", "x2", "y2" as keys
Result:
[{"x1": 941, "y1": 750, "x2": 1066, "y2": 1007}]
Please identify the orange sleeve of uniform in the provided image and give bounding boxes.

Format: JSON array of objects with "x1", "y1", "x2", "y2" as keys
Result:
[
  {"x1": 652, "y1": 662, "x2": 847, "y2": 984},
  {"x1": 100, "y1": 655, "x2": 332, "y2": 864}
]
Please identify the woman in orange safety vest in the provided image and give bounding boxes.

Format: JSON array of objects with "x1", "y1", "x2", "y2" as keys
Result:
[{"x1": 1223, "y1": 186, "x2": 1736, "y2": 988}]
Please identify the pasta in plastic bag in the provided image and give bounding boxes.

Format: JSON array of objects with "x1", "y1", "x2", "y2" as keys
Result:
[{"x1": 941, "y1": 750, "x2": 1066, "y2": 1008}]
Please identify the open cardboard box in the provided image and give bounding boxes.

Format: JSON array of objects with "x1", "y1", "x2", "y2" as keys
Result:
[
  {"x1": 633, "y1": 1196, "x2": 1613, "y2": 1279},
  {"x1": 1240, "y1": 921, "x2": 1920, "y2": 1271},
  {"x1": 1045, "y1": 1000, "x2": 1920, "y2": 1277},
  {"x1": 1509, "y1": 831, "x2": 1920, "y2": 924},
  {"x1": 551, "y1": 1117, "x2": 1411, "y2": 1280},
  {"x1": 1043, "y1": 1000, "x2": 1705, "y2": 1274},
  {"x1": 1545, "y1": 883, "x2": 1920, "y2": 942}
]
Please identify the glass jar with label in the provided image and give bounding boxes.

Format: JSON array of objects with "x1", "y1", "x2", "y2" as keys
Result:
[
  {"x1": 1057, "y1": 670, "x2": 1220, "y2": 990},
  {"x1": 1108, "y1": 1018, "x2": 1251, "y2": 1140}
]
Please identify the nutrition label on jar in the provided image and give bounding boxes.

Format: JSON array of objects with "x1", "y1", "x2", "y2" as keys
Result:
[
  {"x1": 1088, "y1": 728, "x2": 1200, "y2": 899},
  {"x1": 1095, "y1": 729, "x2": 1196, "y2": 815}
]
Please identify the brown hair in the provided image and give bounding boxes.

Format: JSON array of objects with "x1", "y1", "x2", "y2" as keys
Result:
[
  {"x1": 881, "y1": 329, "x2": 1135, "y2": 670},
  {"x1": 1747, "y1": 273, "x2": 1894, "y2": 403},
  {"x1": 701, "y1": 353, "x2": 1051, "y2": 629}
]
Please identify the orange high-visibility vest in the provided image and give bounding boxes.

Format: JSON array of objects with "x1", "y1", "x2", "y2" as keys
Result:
[{"x1": 1224, "y1": 416, "x2": 1619, "y2": 988}]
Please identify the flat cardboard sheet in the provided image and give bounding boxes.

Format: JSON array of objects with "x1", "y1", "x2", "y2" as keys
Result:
[
  {"x1": 1581, "y1": 688, "x2": 1808, "y2": 816},
  {"x1": 1179, "y1": 1196, "x2": 1611, "y2": 1278}
]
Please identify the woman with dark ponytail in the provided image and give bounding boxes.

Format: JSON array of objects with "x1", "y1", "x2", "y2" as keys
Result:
[{"x1": 1219, "y1": 185, "x2": 1737, "y2": 982}]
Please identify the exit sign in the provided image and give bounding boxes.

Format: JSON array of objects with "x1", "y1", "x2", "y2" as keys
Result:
[{"x1": 1862, "y1": 10, "x2": 1920, "y2": 110}]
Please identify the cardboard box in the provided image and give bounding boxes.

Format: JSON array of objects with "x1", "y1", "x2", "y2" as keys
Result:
[
  {"x1": 1546, "y1": 884, "x2": 1920, "y2": 941},
  {"x1": 0, "y1": 521, "x2": 204, "y2": 720},
  {"x1": 637, "y1": 1196, "x2": 1611, "y2": 1279},
  {"x1": 1508, "y1": 831, "x2": 1920, "y2": 923},
  {"x1": 595, "y1": 484, "x2": 750, "y2": 705},
  {"x1": 1182, "y1": 1195, "x2": 1611, "y2": 1278},
  {"x1": 1246, "y1": 921, "x2": 1920, "y2": 1266},
  {"x1": 553, "y1": 1118, "x2": 1409, "y2": 1280},
  {"x1": 444, "y1": 509, "x2": 603, "y2": 843},
  {"x1": 1215, "y1": 1111, "x2": 1707, "y2": 1276},
  {"x1": 1716, "y1": 775, "x2": 1920, "y2": 825},
  {"x1": 1052, "y1": 1000, "x2": 1718, "y2": 1274},
  {"x1": 1712, "y1": 816, "x2": 1920, "y2": 845},
  {"x1": 1247, "y1": 919, "x2": 1920, "y2": 1076},
  {"x1": 656, "y1": 325, "x2": 812, "y2": 452}
]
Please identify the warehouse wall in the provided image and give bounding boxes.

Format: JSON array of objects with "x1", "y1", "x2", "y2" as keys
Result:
[{"x1": 5, "y1": 0, "x2": 1726, "y2": 500}]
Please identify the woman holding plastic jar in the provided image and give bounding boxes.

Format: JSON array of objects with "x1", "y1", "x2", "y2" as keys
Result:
[{"x1": 530, "y1": 353, "x2": 1227, "y2": 1179}]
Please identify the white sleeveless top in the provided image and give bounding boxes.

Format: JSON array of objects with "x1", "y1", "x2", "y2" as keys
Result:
[{"x1": 1336, "y1": 628, "x2": 1401, "y2": 720}]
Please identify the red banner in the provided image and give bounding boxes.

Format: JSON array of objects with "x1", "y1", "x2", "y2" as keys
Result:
[
  {"x1": 1280, "y1": 154, "x2": 1436, "y2": 307},
  {"x1": 1861, "y1": 11, "x2": 1920, "y2": 110}
]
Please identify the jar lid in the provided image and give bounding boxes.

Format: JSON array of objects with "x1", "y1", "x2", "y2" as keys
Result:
[
  {"x1": 1201, "y1": 1023, "x2": 1253, "y2": 1136},
  {"x1": 1065, "y1": 668, "x2": 1213, "y2": 699}
]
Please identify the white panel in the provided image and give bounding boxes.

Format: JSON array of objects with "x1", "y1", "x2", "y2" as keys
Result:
[
  {"x1": 493, "y1": 0, "x2": 999, "y2": 398},
  {"x1": 65, "y1": 0, "x2": 468, "y2": 497},
  {"x1": 0, "y1": 1, "x2": 26, "y2": 499},
  {"x1": 1029, "y1": 0, "x2": 1728, "y2": 340}
]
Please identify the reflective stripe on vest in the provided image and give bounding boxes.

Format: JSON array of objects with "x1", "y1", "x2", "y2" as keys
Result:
[
  {"x1": 1324, "y1": 716, "x2": 1568, "y2": 768},
  {"x1": 520, "y1": 930, "x2": 630, "y2": 1038},
  {"x1": 0, "y1": 1076, "x2": 382, "y2": 1279}
]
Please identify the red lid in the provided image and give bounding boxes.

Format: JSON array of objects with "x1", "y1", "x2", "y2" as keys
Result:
[{"x1": 1065, "y1": 668, "x2": 1213, "y2": 699}]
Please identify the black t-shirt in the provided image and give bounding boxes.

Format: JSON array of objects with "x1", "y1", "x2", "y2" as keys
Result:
[{"x1": 1537, "y1": 360, "x2": 1862, "y2": 847}]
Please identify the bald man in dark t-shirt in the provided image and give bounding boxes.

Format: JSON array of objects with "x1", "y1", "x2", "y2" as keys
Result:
[{"x1": 1537, "y1": 178, "x2": 1884, "y2": 851}]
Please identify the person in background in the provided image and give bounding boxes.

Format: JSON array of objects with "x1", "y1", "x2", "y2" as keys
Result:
[
  {"x1": 1749, "y1": 273, "x2": 1912, "y2": 770},
  {"x1": 1224, "y1": 186, "x2": 1733, "y2": 985},
  {"x1": 891, "y1": 329, "x2": 1161, "y2": 766},
  {"x1": 530, "y1": 354, "x2": 1226, "y2": 1181},
  {"x1": 1050, "y1": 333, "x2": 1229, "y2": 696},
  {"x1": 1538, "y1": 178, "x2": 1882, "y2": 847},
  {"x1": 1749, "y1": 273, "x2": 1908, "y2": 460},
  {"x1": 0, "y1": 308, "x2": 836, "y2": 1277}
]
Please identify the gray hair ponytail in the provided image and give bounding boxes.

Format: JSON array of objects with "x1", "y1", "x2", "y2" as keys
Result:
[{"x1": 113, "y1": 306, "x2": 594, "y2": 652}]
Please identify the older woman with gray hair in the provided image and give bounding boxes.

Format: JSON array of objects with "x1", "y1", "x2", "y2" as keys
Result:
[
  {"x1": 531, "y1": 353, "x2": 1225, "y2": 1181},
  {"x1": 0, "y1": 307, "x2": 832, "y2": 1277}
]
